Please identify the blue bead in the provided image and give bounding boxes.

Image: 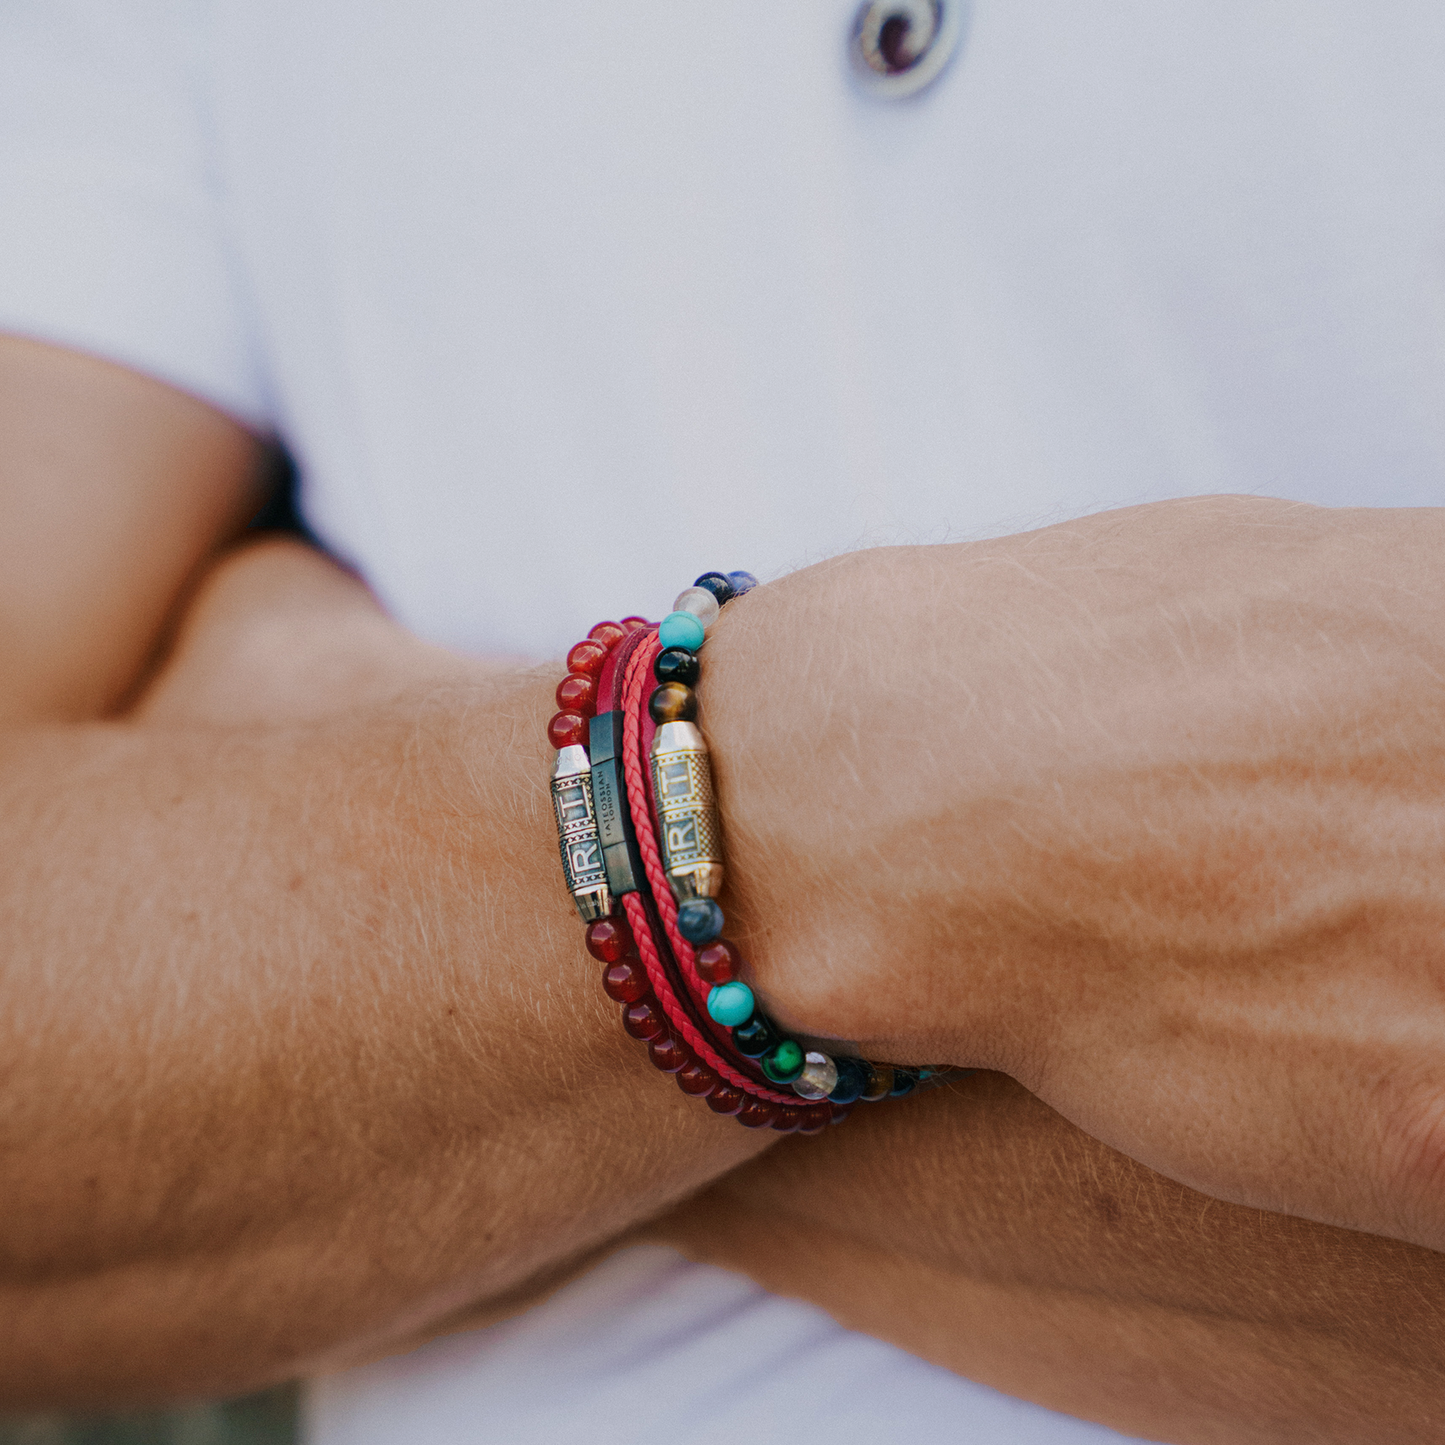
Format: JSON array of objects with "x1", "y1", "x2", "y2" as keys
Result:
[
  {"x1": 889, "y1": 1069, "x2": 918, "y2": 1098},
  {"x1": 707, "y1": 981, "x2": 755, "y2": 1027},
  {"x1": 726, "y1": 570, "x2": 759, "y2": 596},
  {"x1": 828, "y1": 1055, "x2": 870, "y2": 1105},
  {"x1": 676, "y1": 897, "x2": 724, "y2": 943},
  {"x1": 658, "y1": 610, "x2": 706, "y2": 651},
  {"x1": 693, "y1": 572, "x2": 736, "y2": 605}
]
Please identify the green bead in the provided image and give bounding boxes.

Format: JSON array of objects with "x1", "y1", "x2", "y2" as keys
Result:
[
  {"x1": 761, "y1": 1039, "x2": 805, "y2": 1083},
  {"x1": 707, "y1": 982, "x2": 755, "y2": 1027},
  {"x1": 658, "y1": 611, "x2": 705, "y2": 651}
]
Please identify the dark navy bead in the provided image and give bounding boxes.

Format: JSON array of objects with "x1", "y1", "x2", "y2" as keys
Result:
[
  {"x1": 889, "y1": 1068, "x2": 919, "y2": 1098},
  {"x1": 726, "y1": 570, "x2": 759, "y2": 596},
  {"x1": 676, "y1": 897, "x2": 724, "y2": 943},
  {"x1": 731, "y1": 1014, "x2": 779, "y2": 1058},
  {"x1": 828, "y1": 1055, "x2": 870, "y2": 1106},
  {"x1": 649, "y1": 682, "x2": 697, "y2": 725},
  {"x1": 654, "y1": 647, "x2": 701, "y2": 687},
  {"x1": 693, "y1": 572, "x2": 736, "y2": 605}
]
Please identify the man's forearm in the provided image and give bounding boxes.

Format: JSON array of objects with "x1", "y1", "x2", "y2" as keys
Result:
[
  {"x1": 655, "y1": 1075, "x2": 1445, "y2": 1445},
  {"x1": 0, "y1": 579, "x2": 765, "y2": 1406}
]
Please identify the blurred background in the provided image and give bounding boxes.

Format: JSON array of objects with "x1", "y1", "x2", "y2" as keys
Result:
[{"x1": 0, "y1": 1385, "x2": 297, "y2": 1445}]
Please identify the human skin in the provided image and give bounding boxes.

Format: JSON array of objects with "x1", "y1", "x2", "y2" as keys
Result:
[
  {"x1": 149, "y1": 533, "x2": 1445, "y2": 1445},
  {"x1": 165, "y1": 529, "x2": 1445, "y2": 1445},
  {"x1": 0, "y1": 336, "x2": 771, "y2": 1405},
  {"x1": 698, "y1": 503, "x2": 1445, "y2": 1256},
  {"x1": 653, "y1": 1076, "x2": 1445, "y2": 1445},
  {"x1": 3, "y1": 334, "x2": 1445, "y2": 1430}
]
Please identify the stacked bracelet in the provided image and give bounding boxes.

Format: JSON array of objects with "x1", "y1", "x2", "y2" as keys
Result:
[{"x1": 547, "y1": 571, "x2": 934, "y2": 1130}]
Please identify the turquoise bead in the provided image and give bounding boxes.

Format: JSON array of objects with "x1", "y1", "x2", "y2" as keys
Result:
[
  {"x1": 707, "y1": 982, "x2": 755, "y2": 1027},
  {"x1": 658, "y1": 610, "x2": 706, "y2": 651}
]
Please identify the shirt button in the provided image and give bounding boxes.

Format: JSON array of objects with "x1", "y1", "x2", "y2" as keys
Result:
[{"x1": 849, "y1": 0, "x2": 963, "y2": 98}]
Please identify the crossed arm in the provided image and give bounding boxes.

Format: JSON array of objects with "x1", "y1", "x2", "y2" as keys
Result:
[{"x1": 3, "y1": 334, "x2": 1444, "y2": 1440}]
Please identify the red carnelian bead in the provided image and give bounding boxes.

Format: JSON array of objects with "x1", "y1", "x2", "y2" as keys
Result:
[
  {"x1": 602, "y1": 960, "x2": 648, "y2": 1004},
  {"x1": 707, "y1": 1084, "x2": 744, "y2": 1116},
  {"x1": 676, "y1": 1060, "x2": 719, "y2": 1097},
  {"x1": 736, "y1": 1097, "x2": 779, "y2": 1129},
  {"x1": 694, "y1": 940, "x2": 741, "y2": 987},
  {"x1": 588, "y1": 621, "x2": 627, "y2": 649},
  {"x1": 797, "y1": 1105, "x2": 831, "y2": 1136},
  {"x1": 623, "y1": 1000, "x2": 667, "y2": 1042},
  {"x1": 567, "y1": 639, "x2": 610, "y2": 677},
  {"x1": 556, "y1": 672, "x2": 599, "y2": 716},
  {"x1": 830, "y1": 1103, "x2": 853, "y2": 1125},
  {"x1": 586, "y1": 916, "x2": 634, "y2": 962},
  {"x1": 621, "y1": 616, "x2": 651, "y2": 633},
  {"x1": 771, "y1": 1106, "x2": 802, "y2": 1134},
  {"x1": 547, "y1": 711, "x2": 587, "y2": 749},
  {"x1": 649, "y1": 1036, "x2": 689, "y2": 1073}
]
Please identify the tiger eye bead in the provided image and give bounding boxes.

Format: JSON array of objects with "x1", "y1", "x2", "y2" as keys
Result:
[
  {"x1": 736, "y1": 1097, "x2": 779, "y2": 1129},
  {"x1": 653, "y1": 648, "x2": 701, "y2": 687},
  {"x1": 648, "y1": 682, "x2": 698, "y2": 725},
  {"x1": 602, "y1": 960, "x2": 648, "y2": 1004},
  {"x1": 567, "y1": 639, "x2": 609, "y2": 677},
  {"x1": 623, "y1": 1000, "x2": 667, "y2": 1042},
  {"x1": 586, "y1": 916, "x2": 633, "y2": 963},
  {"x1": 731, "y1": 1014, "x2": 778, "y2": 1059},
  {"x1": 649, "y1": 1036, "x2": 689, "y2": 1073},
  {"x1": 771, "y1": 1106, "x2": 802, "y2": 1133},
  {"x1": 861, "y1": 1063, "x2": 895, "y2": 1102},
  {"x1": 547, "y1": 711, "x2": 588, "y2": 750},
  {"x1": 707, "y1": 1084, "x2": 745, "y2": 1116},
  {"x1": 588, "y1": 621, "x2": 627, "y2": 649},
  {"x1": 694, "y1": 940, "x2": 741, "y2": 986},
  {"x1": 676, "y1": 1060, "x2": 719, "y2": 1096}
]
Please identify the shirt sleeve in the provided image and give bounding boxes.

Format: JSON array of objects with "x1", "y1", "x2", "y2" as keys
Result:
[{"x1": 0, "y1": 0, "x2": 270, "y2": 428}]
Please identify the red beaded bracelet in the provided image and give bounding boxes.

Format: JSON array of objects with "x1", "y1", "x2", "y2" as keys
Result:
[{"x1": 548, "y1": 574, "x2": 933, "y2": 1129}]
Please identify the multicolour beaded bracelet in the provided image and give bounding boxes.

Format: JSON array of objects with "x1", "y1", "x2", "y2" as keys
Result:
[{"x1": 547, "y1": 571, "x2": 932, "y2": 1130}]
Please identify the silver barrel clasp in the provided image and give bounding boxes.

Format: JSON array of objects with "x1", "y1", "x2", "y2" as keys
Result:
[{"x1": 551, "y1": 744, "x2": 613, "y2": 922}]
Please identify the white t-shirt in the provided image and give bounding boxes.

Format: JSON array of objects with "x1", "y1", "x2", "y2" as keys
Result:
[{"x1": 2, "y1": 1, "x2": 1443, "y2": 1439}]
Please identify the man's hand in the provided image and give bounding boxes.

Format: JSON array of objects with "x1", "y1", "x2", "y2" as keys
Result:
[{"x1": 703, "y1": 501, "x2": 1445, "y2": 1255}]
